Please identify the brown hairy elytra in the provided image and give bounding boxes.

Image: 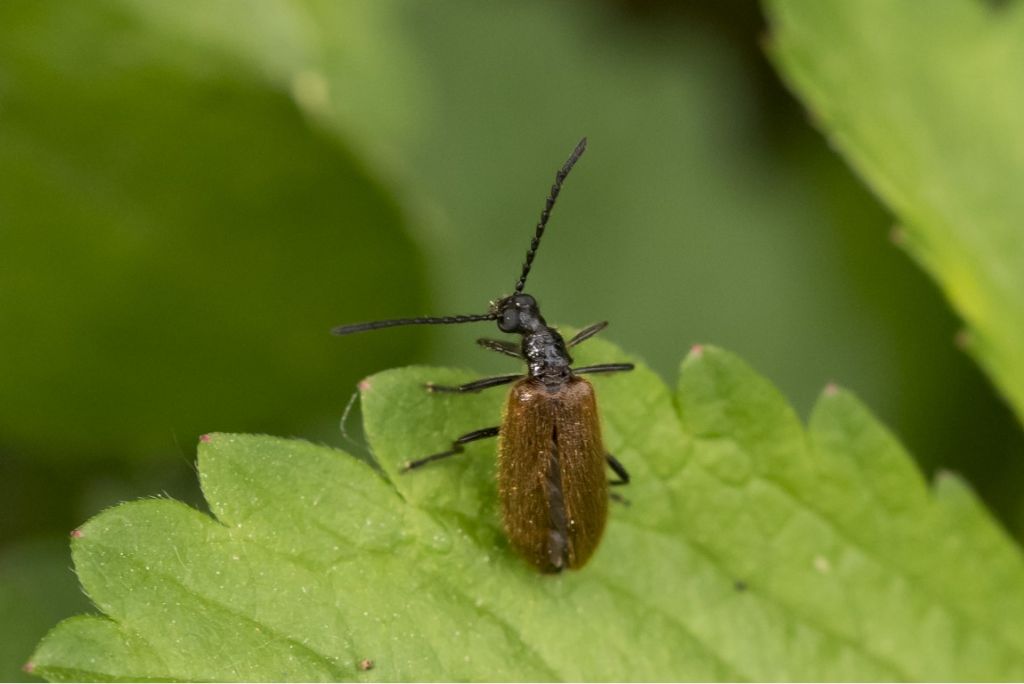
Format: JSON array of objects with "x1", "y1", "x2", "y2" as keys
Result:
[
  {"x1": 499, "y1": 377, "x2": 607, "y2": 571},
  {"x1": 333, "y1": 139, "x2": 633, "y2": 572}
]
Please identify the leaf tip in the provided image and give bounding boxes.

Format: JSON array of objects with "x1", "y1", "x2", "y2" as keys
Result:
[
  {"x1": 290, "y1": 70, "x2": 332, "y2": 119},
  {"x1": 814, "y1": 381, "x2": 853, "y2": 409},
  {"x1": 70, "y1": 527, "x2": 83, "y2": 539},
  {"x1": 22, "y1": 661, "x2": 35, "y2": 674},
  {"x1": 688, "y1": 343, "x2": 704, "y2": 359},
  {"x1": 933, "y1": 467, "x2": 964, "y2": 488},
  {"x1": 199, "y1": 432, "x2": 231, "y2": 446},
  {"x1": 931, "y1": 468, "x2": 980, "y2": 504},
  {"x1": 359, "y1": 378, "x2": 372, "y2": 392},
  {"x1": 358, "y1": 658, "x2": 375, "y2": 672}
]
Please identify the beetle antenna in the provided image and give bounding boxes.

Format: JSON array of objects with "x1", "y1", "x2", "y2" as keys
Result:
[
  {"x1": 514, "y1": 137, "x2": 587, "y2": 294},
  {"x1": 332, "y1": 313, "x2": 497, "y2": 336}
]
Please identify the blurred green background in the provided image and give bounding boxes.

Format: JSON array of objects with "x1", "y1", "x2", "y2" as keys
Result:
[{"x1": 2, "y1": 1, "x2": 1022, "y2": 680}]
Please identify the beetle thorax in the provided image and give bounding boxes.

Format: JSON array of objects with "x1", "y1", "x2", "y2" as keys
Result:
[{"x1": 522, "y1": 327, "x2": 572, "y2": 386}]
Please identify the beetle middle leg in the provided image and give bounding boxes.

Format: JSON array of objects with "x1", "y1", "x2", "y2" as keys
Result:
[
  {"x1": 425, "y1": 373, "x2": 522, "y2": 393},
  {"x1": 401, "y1": 426, "x2": 500, "y2": 472},
  {"x1": 573, "y1": 363, "x2": 634, "y2": 375}
]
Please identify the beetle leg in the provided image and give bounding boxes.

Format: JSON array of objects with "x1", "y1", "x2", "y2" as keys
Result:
[
  {"x1": 477, "y1": 338, "x2": 523, "y2": 358},
  {"x1": 606, "y1": 453, "x2": 630, "y2": 486},
  {"x1": 567, "y1": 321, "x2": 608, "y2": 347},
  {"x1": 607, "y1": 454, "x2": 631, "y2": 505},
  {"x1": 573, "y1": 363, "x2": 634, "y2": 375},
  {"x1": 401, "y1": 426, "x2": 500, "y2": 472},
  {"x1": 426, "y1": 373, "x2": 522, "y2": 393}
]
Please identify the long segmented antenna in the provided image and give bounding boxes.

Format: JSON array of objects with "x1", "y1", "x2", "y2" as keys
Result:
[
  {"x1": 514, "y1": 137, "x2": 587, "y2": 294},
  {"x1": 331, "y1": 313, "x2": 497, "y2": 336}
]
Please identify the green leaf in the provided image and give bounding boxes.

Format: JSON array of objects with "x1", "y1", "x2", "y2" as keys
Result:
[
  {"x1": 31, "y1": 339, "x2": 1024, "y2": 680},
  {"x1": 764, "y1": 0, "x2": 1024, "y2": 424}
]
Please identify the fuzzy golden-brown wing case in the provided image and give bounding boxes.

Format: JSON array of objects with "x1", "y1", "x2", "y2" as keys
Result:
[{"x1": 498, "y1": 377, "x2": 608, "y2": 572}]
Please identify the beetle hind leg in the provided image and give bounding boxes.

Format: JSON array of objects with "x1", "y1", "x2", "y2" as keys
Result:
[
  {"x1": 606, "y1": 453, "x2": 630, "y2": 486},
  {"x1": 606, "y1": 453, "x2": 630, "y2": 505},
  {"x1": 401, "y1": 425, "x2": 500, "y2": 472}
]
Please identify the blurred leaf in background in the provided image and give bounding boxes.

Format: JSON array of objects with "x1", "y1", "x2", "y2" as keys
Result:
[{"x1": 0, "y1": 0, "x2": 423, "y2": 464}]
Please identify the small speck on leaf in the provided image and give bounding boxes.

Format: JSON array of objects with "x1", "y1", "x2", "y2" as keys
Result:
[
  {"x1": 889, "y1": 225, "x2": 907, "y2": 246},
  {"x1": 954, "y1": 329, "x2": 972, "y2": 350}
]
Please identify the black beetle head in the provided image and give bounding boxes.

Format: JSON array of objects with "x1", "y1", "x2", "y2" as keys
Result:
[{"x1": 494, "y1": 294, "x2": 541, "y2": 334}]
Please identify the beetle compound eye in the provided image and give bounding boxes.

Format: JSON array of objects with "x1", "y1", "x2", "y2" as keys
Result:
[{"x1": 499, "y1": 308, "x2": 520, "y2": 332}]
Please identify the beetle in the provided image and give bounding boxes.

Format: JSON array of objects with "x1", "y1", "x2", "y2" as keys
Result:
[{"x1": 333, "y1": 138, "x2": 633, "y2": 572}]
